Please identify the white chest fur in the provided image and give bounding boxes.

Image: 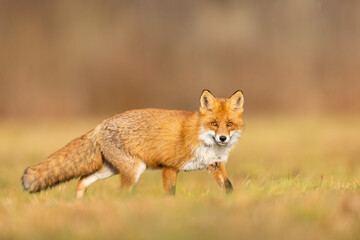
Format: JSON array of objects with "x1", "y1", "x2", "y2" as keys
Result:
[
  {"x1": 181, "y1": 144, "x2": 231, "y2": 171},
  {"x1": 180, "y1": 129, "x2": 242, "y2": 171}
]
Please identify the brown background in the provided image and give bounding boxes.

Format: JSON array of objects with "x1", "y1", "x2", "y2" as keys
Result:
[{"x1": 1, "y1": 0, "x2": 360, "y2": 117}]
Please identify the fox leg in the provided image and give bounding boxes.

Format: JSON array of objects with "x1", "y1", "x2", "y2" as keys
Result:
[
  {"x1": 100, "y1": 143, "x2": 147, "y2": 192},
  {"x1": 208, "y1": 162, "x2": 233, "y2": 194},
  {"x1": 118, "y1": 160, "x2": 147, "y2": 192},
  {"x1": 162, "y1": 167, "x2": 178, "y2": 195},
  {"x1": 76, "y1": 163, "x2": 118, "y2": 199}
]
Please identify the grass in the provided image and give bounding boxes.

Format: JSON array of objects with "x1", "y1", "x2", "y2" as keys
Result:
[{"x1": 0, "y1": 114, "x2": 360, "y2": 240}]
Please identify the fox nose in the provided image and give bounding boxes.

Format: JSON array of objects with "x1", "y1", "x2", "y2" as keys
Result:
[{"x1": 219, "y1": 136, "x2": 227, "y2": 142}]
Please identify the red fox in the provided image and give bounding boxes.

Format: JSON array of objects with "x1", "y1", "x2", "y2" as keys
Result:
[{"x1": 22, "y1": 90, "x2": 244, "y2": 198}]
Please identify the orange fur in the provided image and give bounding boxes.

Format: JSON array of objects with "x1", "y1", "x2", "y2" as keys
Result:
[
  {"x1": 22, "y1": 130, "x2": 103, "y2": 193},
  {"x1": 162, "y1": 167, "x2": 178, "y2": 195},
  {"x1": 199, "y1": 90, "x2": 244, "y2": 138},
  {"x1": 208, "y1": 162, "x2": 233, "y2": 193},
  {"x1": 21, "y1": 89, "x2": 244, "y2": 197}
]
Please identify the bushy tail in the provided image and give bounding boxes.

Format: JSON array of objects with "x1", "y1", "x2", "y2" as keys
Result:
[{"x1": 22, "y1": 130, "x2": 103, "y2": 193}]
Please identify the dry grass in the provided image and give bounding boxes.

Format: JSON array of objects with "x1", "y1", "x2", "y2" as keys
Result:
[{"x1": 0, "y1": 114, "x2": 360, "y2": 240}]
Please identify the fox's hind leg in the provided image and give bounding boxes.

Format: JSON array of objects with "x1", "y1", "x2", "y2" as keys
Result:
[
  {"x1": 99, "y1": 136, "x2": 147, "y2": 193},
  {"x1": 101, "y1": 151, "x2": 147, "y2": 192},
  {"x1": 118, "y1": 160, "x2": 146, "y2": 192},
  {"x1": 76, "y1": 163, "x2": 118, "y2": 199}
]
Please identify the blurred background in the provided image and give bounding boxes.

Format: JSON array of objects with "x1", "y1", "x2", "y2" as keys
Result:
[
  {"x1": 1, "y1": 0, "x2": 360, "y2": 118},
  {"x1": 1, "y1": 2, "x2": 360, "y2": 239}
]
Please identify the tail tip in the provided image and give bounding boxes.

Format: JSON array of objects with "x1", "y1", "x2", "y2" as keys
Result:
[{"x1": 22, "y1": 168, "x2": 35, "y2": 192}]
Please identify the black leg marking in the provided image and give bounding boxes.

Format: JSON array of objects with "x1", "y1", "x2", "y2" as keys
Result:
[
  {"x1": 224, "y1": 179, "x2": 233, "y2": 194},
  {"x1": 169, "y1": 185, "x2": 176, "y2": 195}
]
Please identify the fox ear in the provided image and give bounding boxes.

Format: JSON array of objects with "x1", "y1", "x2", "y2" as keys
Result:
[
  {"x1": 200, "y1": 89, "x2": 217, "y2": 114},
  {"x1": 227, "y1": 90, "x2": 244, "y2": 113}
]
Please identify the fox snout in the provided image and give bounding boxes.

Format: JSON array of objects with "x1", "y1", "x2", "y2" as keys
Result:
[
  {"x1": 210, "y1": 130, "x2": 242, "y2": 146},
  {"x1": 215, "y1": 135, "x2": 230, "y2": 145}
]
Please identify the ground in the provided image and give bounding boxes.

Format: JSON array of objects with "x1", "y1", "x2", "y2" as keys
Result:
[{"x1": 0, "y1": 114, "x2": 359, "y2": 240}]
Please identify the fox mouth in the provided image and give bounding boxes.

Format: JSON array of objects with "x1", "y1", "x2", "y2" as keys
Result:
[
  {"x1": 212, "y1": 136, "x2": 228, "y2": 146},
  {"x1": 217, "y1": 142, "x2": 227, "y2": 146}
]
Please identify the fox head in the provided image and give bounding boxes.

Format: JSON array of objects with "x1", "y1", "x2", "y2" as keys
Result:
[{"x1": 198, "y1": 89, "x2": 244, "y2": 146}]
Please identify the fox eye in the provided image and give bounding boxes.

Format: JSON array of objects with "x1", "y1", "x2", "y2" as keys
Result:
[
  {"x1": 211, "y1": 121, "x2": 218, "y2": 127},
  {"x1": 227, "y1": 122, "x2": 233, "y2": 127}
]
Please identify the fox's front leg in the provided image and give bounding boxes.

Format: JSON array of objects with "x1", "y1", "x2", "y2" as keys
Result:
[
  {"x1": 162, "y1": 167, "x2": 178, "y2": 195},
  {"x1": 208, "y1": 162, "x2": 233, "y2": 193}
]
